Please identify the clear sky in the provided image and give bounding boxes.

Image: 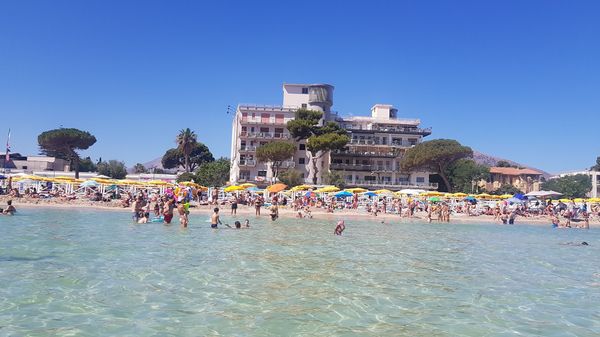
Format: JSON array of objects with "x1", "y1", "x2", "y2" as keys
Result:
[{"x1": 1, "y1": 0, "x2": 599, "y2": 174}]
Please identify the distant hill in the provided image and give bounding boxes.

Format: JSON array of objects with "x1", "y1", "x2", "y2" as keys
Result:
[
  {"x1": 127, "y1": 157, "x2": 176, "y2": 174},
  {"x1": 473, "y1": 150, "x2": 551, "y2": 178}
]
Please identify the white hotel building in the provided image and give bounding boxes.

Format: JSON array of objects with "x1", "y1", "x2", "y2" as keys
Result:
[{"x1": 229, "y1": 83, "x2": 437, "y2": 191}]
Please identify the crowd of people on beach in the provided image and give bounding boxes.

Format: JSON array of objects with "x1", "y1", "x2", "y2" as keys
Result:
[{"x1": 2, "y1": 177, "x2": 598, "y2": 231}]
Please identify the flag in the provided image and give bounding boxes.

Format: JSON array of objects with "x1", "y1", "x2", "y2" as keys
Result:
[{"x1": 5, "y1": 129, "x2": 10, "y2": 164}]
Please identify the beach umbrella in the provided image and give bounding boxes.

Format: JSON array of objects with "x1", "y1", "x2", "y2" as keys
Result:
[
  {"x1": 148, "y1": 180, "x2": 172, "y2": 186},
  {"x1": 399, "y1": 189, "x2": 426, "y2": 196},
  {"x1": 345, "y1": 187, "x2": 367, "y2": 193},
  {"x1": 476, "y1": 193, "x2": 492, "y2": 199},
  {"x1": 362, "y1": 191, "x2": 377, "y2": 197},
  {"x1": 429, "y1": 196, "x2": 441, "y2": 202},
  {"x1": 423, "y1": 191, "x2": 444, "y2": 197},
  {"x1": 246, "y1": 186, "x2": 260, "y2": 192},
  {"x1": 305, "y1": 191, "x2": 316, "y2": 198},
  {"x1": 290, "y1": 184, "x2": 311, "y2": 192},
  {"x1": 0, "y1": 174, "x2": 5, "y2": 179},
  {"x1": 452, "y1": 192, "x2": 468, "y2": 198},
  {"x1": 335, "y1": 191, "x2": 353, "y2": 198},
  {"x1": 374, "y1": 189, "x2": 394, "y2": 196},
  {"x1": 239, "y1": 183, "x2": 256, "y2": 189},
  {"x1": 266, "y1": 183, "x2": 287, "y2": 193},
  {"x1": 224, "y1": 185, "x2": 245, "y2": 192},
  {"x1": 513, "y1": 193, "x2": 527, "y2": 200},
  {"x1": 507, "y1": 197, "x2": 524, "y2": 204},
  {"x1": 573, "y1": 198, "x2": 585, "y2": 203},
  {"x1": 80, "y1": 180, "x2": 100, "y2": 188},
  {"x1": 316, "y1": 186, "x2": 340, "y2": 193}
]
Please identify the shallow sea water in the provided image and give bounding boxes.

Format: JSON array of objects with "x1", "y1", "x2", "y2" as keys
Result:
[{"x1": 0, "y1": 208, "x2": 599, "y2": 336}]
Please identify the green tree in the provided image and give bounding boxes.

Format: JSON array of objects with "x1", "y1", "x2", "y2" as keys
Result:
[
  {"x1": 38, "y1": 128, "x2": 97, "y2": 179},
  {"x1": 446, "y1": 159, "x2": 490, "y2": 193},
  {"x1": 176, "y1": 172, "x2": 197, "y2": 183},
  {"x1": 323, "y1": 170, "x2": 346, "y2": 189},
  {"x1": 97, "y1": 160, "x2": 127, "y2": 179},
  {"x1": 195, "y1": 158, "x2": 230, "y2": 187},
  {"x1": 401, "y1": 139, "x2": 473, "y2": 192},
  {"x1": 256, "y1": 141, "x2": 296, "y2": 179},
  {"x1": 176, "y1": 128, "x2": 198, "y2": 172},
  {"x1": 491, "y1": 184, "x2": 523, "y2": 196},
  {"x1": 278, "y1": 169, "x2": 304, "y2": 187},
  {"x1": 542, "y1": 174, "x2": 592, "y2": 199},
  {"x1": 591, "y1": 156, "x2": 600, "y2": 171},
  {"x1": 287, "y1": 108, "x2": 349, "y2": 184},
  {"x1": 133, "y1": 163, "x2": 148, "y2": 174},
  {"x1": 162, "y1": 142, "x2": 214, "y2": 171},
  {"x1": 77, "y1": 156, "x2": 97, "y2": 173}
]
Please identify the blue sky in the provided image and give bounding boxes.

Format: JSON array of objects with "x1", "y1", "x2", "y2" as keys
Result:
[{"x1": 1, "y1": 0, "x2": 599, "y2": 174}]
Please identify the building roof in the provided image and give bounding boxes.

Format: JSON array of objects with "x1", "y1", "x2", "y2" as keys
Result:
[{"x1": 489, "y1": 167, "x2": 543, "y2": 176}]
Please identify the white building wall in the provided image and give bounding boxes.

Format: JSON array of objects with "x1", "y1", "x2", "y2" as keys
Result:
[{"x1": 283, "y1": 84, "x2": 309, "y2": 108}]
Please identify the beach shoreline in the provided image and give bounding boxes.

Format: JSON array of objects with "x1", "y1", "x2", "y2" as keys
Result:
[{"x1": 5, "y1": 197, "x2": 599, "y2": 228}]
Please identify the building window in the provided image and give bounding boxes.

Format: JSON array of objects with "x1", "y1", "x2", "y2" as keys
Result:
[
  {"x1": 299, "y1": 158, "x2": 305, "y2": 164},
  {"x1": 416, "y1": 177, "x2": 425, "y2": 183},
  {"x1": 301, "y1": 103, "x2": 307, "y2": 108},
  {"x1": 299, "y1": 144, "x2": 305, "y2": 150},
  {"x1": 258, "y1": 171, "x2": 267, "y2": 177},
  {"x1": 364, "y1": 176, "x2": 376, "y2": 181},
  {"x1": 302, "y1": 87, "x2": 308, "y2": 94}
]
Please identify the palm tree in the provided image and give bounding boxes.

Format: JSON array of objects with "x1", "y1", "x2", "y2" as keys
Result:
[{"x1": 176, "y1": 128, "x2": 197, "y2": 172}]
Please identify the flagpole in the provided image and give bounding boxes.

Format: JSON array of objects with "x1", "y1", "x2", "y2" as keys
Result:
[{"x1": 4, "y1": 128, "x2": 10, "y2": 174}]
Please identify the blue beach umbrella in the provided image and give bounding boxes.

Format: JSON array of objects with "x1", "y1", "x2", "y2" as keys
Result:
[
  {"x1": 335, "y1": 191, "x2": 353, "y2": 198},
  {"x1": 246, "y1": 186, "x2": 260, "y2": 192},
  {"x1": 363, "y1": 191, "x2": 377, "y2": 197},
  {"x1": 507, "y1": 197, "x2": 524, "y2": 204},
  {"x1": 0, "y1": 174, "x2": 5, "y2": 179}
]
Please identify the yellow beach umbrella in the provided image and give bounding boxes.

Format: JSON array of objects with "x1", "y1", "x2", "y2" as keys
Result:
[
  {"x1": 423, "y1": 191, "x2": 444, "y2": 197},
  {"x1": 450, "y1": 192, "x2": 467, "y2": 198},
  {"x1": 573, "y1": 198, "x2": 585, "y2": 203},
  {"x1": 559, "y1": 198, "x2": 573, "y2": 203},
  {"x1": 315, "y1": 186, "x2": 340, "y2": 193},
  {"x1": 290, "y1": 184, "x2": 312, "y2": 192},
  {"x1": 345, "y1": 187, "x2": 367, "y2": 193},
  {"x1": 224, "y1": 185, "x2": 245, "y2": 192},
  {"x1": 499, "y1": 194, "x2": 513, "y2": 199},
  {"x1": 374, "y1": 189, "x2": 394, "y2": 196},
  {"x1": 476, "y1": 193, "x2": 492, "y2": 199},
  {"x1": 239, "y1": 183, "x2": 256, "y2": 189}
]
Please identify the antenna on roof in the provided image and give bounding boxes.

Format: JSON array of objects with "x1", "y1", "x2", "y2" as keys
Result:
[{"x1": 226, "y1": 105, "x2": 235, "y2": 114}]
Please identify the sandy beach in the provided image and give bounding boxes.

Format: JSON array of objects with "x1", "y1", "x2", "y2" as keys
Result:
[{"x1": 5, "y1": 196, "x2": 598, "y2": 228}]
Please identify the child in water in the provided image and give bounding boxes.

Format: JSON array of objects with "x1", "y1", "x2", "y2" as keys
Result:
[{"x1": 334, "y1": 220, "x2": 345, "y2": 235}]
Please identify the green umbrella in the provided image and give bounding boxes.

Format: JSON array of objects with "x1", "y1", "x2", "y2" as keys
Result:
[{"x1": 428, "y1": 197, "x2": 440, "y2": 202}]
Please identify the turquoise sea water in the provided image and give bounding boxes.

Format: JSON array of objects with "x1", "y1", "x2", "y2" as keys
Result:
[{"x1": 0, "y1": 208, "x2": 599, "y2": 337}]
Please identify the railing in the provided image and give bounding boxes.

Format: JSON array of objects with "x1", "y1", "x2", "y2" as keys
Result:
[
  {"x1": 333, "y1": 149, "x2": 399, "y2": 158},
  {"x1": 239, "y1": 146, "x2": 256, "y2": 152},
  {"x1": 240, "y1": 132, "x2": 291, "y2": 139},
  {"x1": 345, "y1": 126, "x2": 432, "y2": 136},
  {"x1": 240, "y1": 119, "x2": 288, "y2": 126},
  {"x1": 345, "y1": 180, "x2": 439, "y2": 189},
  {"x1": 280, "y1": 161, "x2": 296, "y2": 169},
  {"x1": 330, "y1": 163, "x2": 373, "y2": 171},
  {"x1": 239, "y1": 160, "x2": 256, "y2": 167},
  {"x1": 372, "y1": 166, "x2": 395, "y2": 172},
  {"x1": 238, "y1": 104, "x2": 298, "y2": 112}
]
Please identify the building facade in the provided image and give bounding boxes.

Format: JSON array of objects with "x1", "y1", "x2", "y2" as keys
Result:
[
  {"x1": 229, "y1": 83, "x2": 436, "y2": 190},
  {"x1": 481, "y1": 167, "x2": 544, "y2": 193},
  {"x1": 1, "y1": 153, "x2": 70, "y2": 173}
]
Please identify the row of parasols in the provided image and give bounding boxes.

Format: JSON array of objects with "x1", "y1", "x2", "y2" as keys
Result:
[{"x1": 4, "y1": 174, "x2": 208, "y2": 191}]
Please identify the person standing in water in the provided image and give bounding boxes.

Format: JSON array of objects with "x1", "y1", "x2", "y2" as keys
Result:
[
  {"x1": 211, "y1": 207, "x2": 222, "y2": 228},
  {"x1": 334, "y1": 220, "x2": 345, "y2": 235}
]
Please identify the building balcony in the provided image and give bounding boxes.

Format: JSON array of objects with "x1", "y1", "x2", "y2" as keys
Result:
[
  {"x1": 239, "y1": 146, "x2": 256, "y2": 152},
  {"x1": 345, "y1": 126, "x2": 432, "y2": 136},
  {"x1": 332, "y1": 149, "x2": 399, "y2": 158},
  {"x1": 280, "y1": 161, "x2": 296, "y2": 169},
  {"x1": 330, "y1": 163, "x2": 373, "y2": 171},
  {"x1": 239, "y1": 160, "x2": 256, "y2": 167},
  {"x1": 240, "y1": 119, "x2": 288, "y2": 126},
  {"x1": 345, "y1": 180, "x2": 438, "y2": 190},
  {"x1": 240, "y1": 132, "x2": 291, "y2": 140},
  {"x1": 348, "y1": 139, "x2": 412, "y2": 148}
]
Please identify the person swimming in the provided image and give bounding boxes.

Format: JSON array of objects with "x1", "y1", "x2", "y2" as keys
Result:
[
  {"x1": 334, "y1": 220, "x2": 345, "y2": 235},
  {"x1": 234, "y1": 221, "x2": 241, "y2": 229},
  {"x1": 244, "y1": 219, "x2": 250, "y2": 228},
  {"x1": 2, "y1": 200, "x2": 16, "y2": 215}
]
